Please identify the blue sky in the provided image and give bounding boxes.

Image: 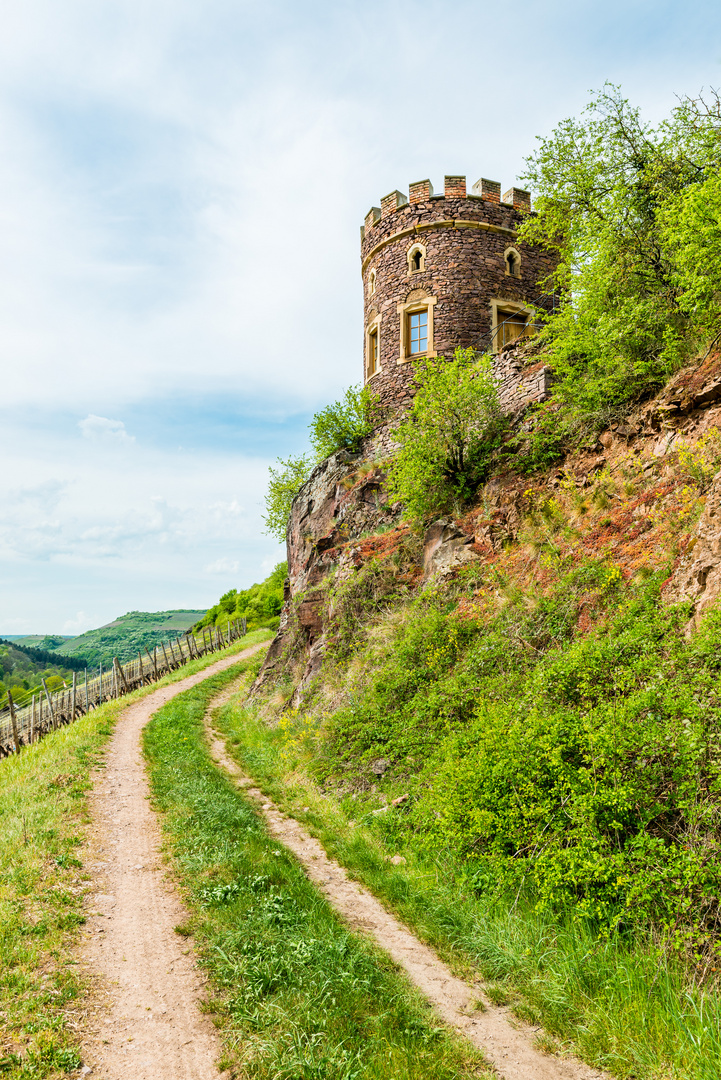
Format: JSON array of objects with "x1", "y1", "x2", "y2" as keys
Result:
[{"x1": 2, "y1": 0, "x2": 721, "y2": 633}]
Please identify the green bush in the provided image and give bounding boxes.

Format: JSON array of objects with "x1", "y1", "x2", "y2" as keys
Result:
[
  {"x1": 198, "y1": 562, "x2": 286, "y2": 634},
  {"x1": 315, "y1": 559, "x2": 721, "y2": 952},
  {"x1": 386, "y1": 348, "x2": 504, "y2": 525},
  {"x1": 263, "y1": 455, "x2": 312, "y2": 543},
  {"x1": 263, "y1": 385, "x2": 378, "y2": 543},
  {"x1": 309, "y1": 383, "x2": 377, "y2": 460}
]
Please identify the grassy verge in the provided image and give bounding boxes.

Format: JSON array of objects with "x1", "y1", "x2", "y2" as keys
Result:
[
  {"x1": 0, "y1": 629, "x2": 272, "y2": 1079},
  {"x1": 142, "y1": 663, "x2": 492, "y2": 1080},
  {"x1": 216, "y1": 699, "x2": 721, "y2": 1080}
]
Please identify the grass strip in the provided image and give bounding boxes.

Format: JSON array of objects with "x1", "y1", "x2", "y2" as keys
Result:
[
  {"x1": 142, "y1": 664, "x2": 492, "y2": 1080},
  {"x1": 0, "y1": 630, "x2": 272, "y2": 1079},
  {"x1": 216, "y1": 700, "x2": 721, "y2": 1080}
]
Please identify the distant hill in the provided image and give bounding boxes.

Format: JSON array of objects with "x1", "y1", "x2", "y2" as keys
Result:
[
  {"x1": 51, "y1": 610, "x2": 206, "y2": 667},
  {"x1": 0, "y1": 639, "x2": 86, "y2": 711}
]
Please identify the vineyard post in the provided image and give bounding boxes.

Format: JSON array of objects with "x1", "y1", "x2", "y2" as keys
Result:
[
  {"x1": 146, "y1": 647, "x2": 158, "y2": 681},
  {"x1": 161, "y1": 641, "x2": 171, "y2": 674},
  {"x1": 71, "y1": 671, "x2": 77, "y2": 721},
  {"x1": 31, "y1": 695, "x2": 36, "y2": 743},
  {"x1": 41, "y1": 678, "x2": 57, "y2": 729},
  {"x1": 176, "y1": 636, "x2": 184, "y2": 662},
  {"x1": 115, "y1": 657, "x2": 130, "y2": 694},
  {"x1": 85, "y1": 668, "x2": 89, "y2": 712},
  {"x1": 7, "y1": 690, "x2": 20, "y2": 753},
  {"x1": 98, "y1": 663, "x2": 103, "y2": 707},
  {"x1": 138, "y1": 652, "x2": 145, "y2": 687}
]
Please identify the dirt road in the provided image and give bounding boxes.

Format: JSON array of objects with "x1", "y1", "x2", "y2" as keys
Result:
[
  {"x1": 79, "y1": 646, "x2": 265, "y2": 1080},
  {"x1": 78, "y1": 654, "x2": 604, "y2": 1080}
]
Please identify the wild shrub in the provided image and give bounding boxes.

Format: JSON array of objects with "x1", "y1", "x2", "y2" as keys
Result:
[
  {"x1": 386, "y1": 348, "x2": 504, "y2": 525},
  {"x1": 314, "y1": 557, "x2": 721, "y2": 954},
  {"x1": 263, "y1": 385, "x2": 378, "y2": 543},
  {"x1": 309, "y1": 383, "x2": 378, "y2": 460}
]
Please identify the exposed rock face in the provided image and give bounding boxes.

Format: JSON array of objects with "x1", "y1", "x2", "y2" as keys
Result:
[
  {"x1": 252, "y1": 450, "x2": 399, "y2": 697},
  {"x1": 422, "y1": 520, "x2": 476, "y2": 580},
  {"x1": 665, "y1": 473, "x2": 721, "y2": 632},
  {"x1": 287, "y1": 451, "x2": 397, "y2": 595}
]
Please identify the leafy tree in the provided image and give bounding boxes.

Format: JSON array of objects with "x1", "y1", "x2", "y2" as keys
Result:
[
  {"x1": 519, "y1": 85, "x2": 721, "y2": 435},
  {"x1": 386, "y1": 348, "x2": 503, "y2": 525},
  {"x1": 309, "y1": 384, "x2": 377, "y2": 459},
  {"x1": 263, "y1": 384, "x2": 378, "y2": 543},
  {"x1": 263, "y1": 454, "x2": 313, "y2": 543},
  {"x1": 197, "y1": 562, "x2": 287, "y2": 633}
]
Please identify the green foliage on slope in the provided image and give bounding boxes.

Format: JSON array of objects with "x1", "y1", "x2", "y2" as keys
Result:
[
  {"x1": 263, "y1": 385, "x2": 378, "y2": 543},
  {"x1": 387, "y1": 347, "x2": 504, "y2": 523},
  {"x1": 317, "y1": 568, "x2": 721, "y2": 948},
  {"x1": 196, "y1": 562, "x2": 286, "y2": 634},
  {"x1": 0, "y1": 641, "x2": 82, "y2": 711}
]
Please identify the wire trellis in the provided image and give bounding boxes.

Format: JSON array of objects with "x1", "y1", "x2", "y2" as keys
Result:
[{"x1": 0, "y1": 619, "x2": 247, "y2": 758}]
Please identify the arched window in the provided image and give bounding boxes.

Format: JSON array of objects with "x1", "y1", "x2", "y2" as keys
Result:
[
  {"x1": 368, "y1": 269, "x2": 377, "y2": 295},
  {"x1": 407, "y1": 243, "x2": 426, "y2": 274},
  {"x1": 504, "y1": 247, "x2": 521, "y2": 277}
]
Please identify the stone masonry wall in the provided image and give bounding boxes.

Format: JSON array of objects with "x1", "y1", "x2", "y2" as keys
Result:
[{"x1": 361, "y1": 173, "x2": 556, "y2": 421}]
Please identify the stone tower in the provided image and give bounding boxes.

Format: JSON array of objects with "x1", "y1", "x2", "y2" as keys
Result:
[{"x1": 360, "y1": 174, "x2": 556, "y2": 414}]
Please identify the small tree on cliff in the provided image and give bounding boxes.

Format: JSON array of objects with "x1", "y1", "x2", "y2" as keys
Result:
[
  {"x1": 263, "y1": 384, "x2": 379, "y2": 543},
  {"x1": 387, "y1": 347, "x2": 504, "y2": 526}
]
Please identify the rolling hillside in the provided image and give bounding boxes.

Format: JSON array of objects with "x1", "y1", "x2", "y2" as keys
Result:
[{"x1": 52, "y1": 610, "x2": 206, "y2": 666}]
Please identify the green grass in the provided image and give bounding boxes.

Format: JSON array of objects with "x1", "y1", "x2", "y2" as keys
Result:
[
  {"x1": 142, "y1": 666, "x2": 492, "y2": 1080},
  {"x1": 216, "y1": 700, "x2": 721, "y2": 1080},
  {"x1": 0, "y1": 629, "x2": 271, "y2": 1079}
]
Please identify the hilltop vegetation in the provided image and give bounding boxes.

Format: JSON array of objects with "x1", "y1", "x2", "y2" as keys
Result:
[
  {"x1": 53, "y1": 609, "x2": 206, "y2": 667},
  {"x1": 195, "y1": 562, "x2": 286, "y2": 634}
]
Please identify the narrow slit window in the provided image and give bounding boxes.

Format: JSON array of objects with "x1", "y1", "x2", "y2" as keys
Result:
[
  {"x1": 368, "y1": 329, "x2": 378, "y2": 375},
  {"x1": 412, "y1": 250, "x2": 422, "y2": 271},
  {"x1": 409, "y1": 310, "x2": 428, "y2": 354}
]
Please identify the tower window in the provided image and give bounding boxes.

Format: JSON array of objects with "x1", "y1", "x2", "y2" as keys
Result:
[
  {"x1": 504, "y1": 247, "x2": 521, "y2": 277},
  {"x1": 407, "y1": 243, "x2": 426, "y2": 274},
  {"x1": 408, "y1": 310, "x2": 428, "y2": 354},
  {"x1": 368, "y1": 328, "x2": 379, "y2": 376},
  {"x1": 368, "y1": 269, "x2": 376, "y2": 295},
  {"x1": 498, "y1": 310, "x2": 529, "y2": 348}
]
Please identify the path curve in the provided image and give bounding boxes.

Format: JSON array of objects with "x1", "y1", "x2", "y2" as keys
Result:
[
  {"x1": 206, "y1": 695, "x2": 606, "y2": 1080},
  {"x1": 79, "y1": 645, "x2": 266, "y2": 1080}
]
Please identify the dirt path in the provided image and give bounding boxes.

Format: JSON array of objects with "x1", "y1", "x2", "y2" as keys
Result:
[
  {"x1": 206, "y1": 695, "x2": 606, "y2": 1080},
  {"x1": 79, "y1": 646, "x2": 265, "y2": 1080}
]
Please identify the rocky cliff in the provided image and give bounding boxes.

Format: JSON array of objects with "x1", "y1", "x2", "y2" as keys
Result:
[{"x1": 254, "y1": 347, "x2": 721, "y2": 702}]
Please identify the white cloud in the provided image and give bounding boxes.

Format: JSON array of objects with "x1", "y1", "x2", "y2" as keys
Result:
[
  {"x1": 204, "y1": 557, "x2": 240, "y2": 574},
  {"x1": 62, "y1": 611, "x2": 93, "y2": 635},
  {"x1": 78, "y1": 414, "x2": 135, "y2": 443}
]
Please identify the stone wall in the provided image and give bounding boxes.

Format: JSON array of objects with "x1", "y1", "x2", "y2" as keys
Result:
[
  {"x1": 362, "y1": 342, "x2": 554, "y2": 465},
  {"x1": 361, "y1": 173, "x2": 556, "y2": 418}
]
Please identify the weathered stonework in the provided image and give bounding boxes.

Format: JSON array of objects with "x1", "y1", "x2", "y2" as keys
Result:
[{"x1": 361, "y1": 172, "x2": 556, "y2": 419}]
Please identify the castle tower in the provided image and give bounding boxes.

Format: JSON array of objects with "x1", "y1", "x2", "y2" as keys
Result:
[{"x1": 360, "y1": 174, "x2": 555, "y2": 412}]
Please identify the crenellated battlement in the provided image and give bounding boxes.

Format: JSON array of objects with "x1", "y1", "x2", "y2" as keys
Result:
[{"x1": 361, "y1": 174, "x2": 531, "y2": 240}]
